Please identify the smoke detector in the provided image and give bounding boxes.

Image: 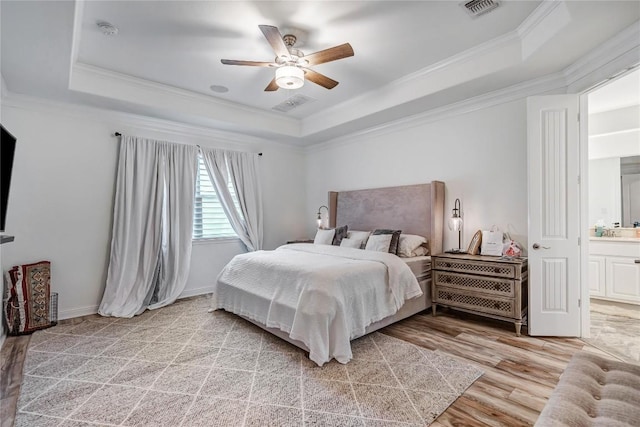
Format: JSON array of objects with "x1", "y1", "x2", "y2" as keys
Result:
[
  {"x1": 460, "y1": 0, "x2": 500, "y2": 18},
  {"x1": 97, "y1": 21, "x2": 119, "y2": 36},
  {"x1": 272, "y1": 94, "x2": 316, "y2": 113}
]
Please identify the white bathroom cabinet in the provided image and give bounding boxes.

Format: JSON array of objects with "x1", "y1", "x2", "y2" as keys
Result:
[{"x1": 589, "y1": 239, "x2": 640, "y2": 305}]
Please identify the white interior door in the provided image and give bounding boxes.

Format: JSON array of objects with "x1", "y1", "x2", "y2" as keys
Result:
[{"x1": 527, "y1": 95, "x2": 581, "y2": 336}]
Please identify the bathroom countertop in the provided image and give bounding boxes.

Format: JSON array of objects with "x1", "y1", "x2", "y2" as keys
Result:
[{"x1": 589, "y1": 236, "x2": 640, "y2": 242}]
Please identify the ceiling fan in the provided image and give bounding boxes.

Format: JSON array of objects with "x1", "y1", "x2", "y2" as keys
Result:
[{"x1": 221, "y1": 25, "x2": 354, "y2": 91}]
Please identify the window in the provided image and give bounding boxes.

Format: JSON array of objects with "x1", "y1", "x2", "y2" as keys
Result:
[{"x1": 193, "y1": 155, "x2": 240, "y2": 240}]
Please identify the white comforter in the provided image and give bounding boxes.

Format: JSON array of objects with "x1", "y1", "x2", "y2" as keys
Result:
[{"x1": 211, "y1": 244, "x2": 422, "y2": 366}]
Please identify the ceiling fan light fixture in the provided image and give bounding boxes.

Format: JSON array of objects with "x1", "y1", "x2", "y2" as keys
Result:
[{"x1": 275, "y1": 66, "x2": 304, "y2": 89}]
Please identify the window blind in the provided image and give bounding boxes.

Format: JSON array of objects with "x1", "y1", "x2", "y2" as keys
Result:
[{"x1": 193, "y1": 155, "x2": 240, "y2": 239}]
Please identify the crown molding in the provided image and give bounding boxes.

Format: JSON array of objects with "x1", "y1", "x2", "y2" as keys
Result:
[
  {"x1": 70, "y1": 63, "x2": 301, "y2": 137},
  {"x1": 307, "y1": 18, "x2": 640, "y2": 154},
  {"x1": 68, "y1": 0, "x2": 84, "y2": 76},
  {"x1": 517, "y1": 0, "x2": 562, "y2": 39},
  {"x1": 1, "y1": 90, "x2": 305, "y2": 153},
  {"x1": 302, "y1": 29, "x2": 522, "y2": 136},
  {"x1": 302, "y1": 2, "x2": 567, "y2": 137},
  {"x1": 306, "y1": 71, "x2": 567, "y2": 154},
  {"x1": 72, "y1": 64, "x2": 265, "y2": 117},
  {"x1": 564, "y1": 20, "x2": 640, "y2": 93}
]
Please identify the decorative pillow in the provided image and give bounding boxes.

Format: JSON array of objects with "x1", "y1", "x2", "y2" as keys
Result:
[
  {"x1": 340, "y1": 238, "x2": 363, "y2": 249},
  {"x1": 372, "y1": 229, "x2": 402, "y2": 254},
  {"x1": 364, "y1": 234, "x2": 393, "y2": 252},
  {"x1": 332, "y1": 225, "x2": 348, "y2": 246},
  {"x1": 397, "y1": 234, "x2": 427, "y2": 257},
  {"x1": 313, "y1": 228, "x2": 335, "y2": 245},
  {"x1": 346, "y1": 230, "x2": 371, "y2": 248},
  {"x1": 412, "y1": 246, "x2": 429, "y2": 257}
]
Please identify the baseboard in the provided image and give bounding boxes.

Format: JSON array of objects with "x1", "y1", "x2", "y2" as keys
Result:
[
  {"x1": 178, "y1": 286, "x2": 214, "y2": 299},
  {"x1": 54, "y1": 289, "x2": 212, "y2": 321},
  {"x1": 59, "y1": 305, "x2": 99, "y2": 320}
]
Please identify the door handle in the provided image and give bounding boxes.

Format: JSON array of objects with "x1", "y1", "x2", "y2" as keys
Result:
[{"x1": 532, "y1": 243, "x2": 550, "y2": 250}]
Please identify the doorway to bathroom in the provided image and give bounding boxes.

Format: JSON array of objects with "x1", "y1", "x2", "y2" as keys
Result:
[{"x1": 584, "y1": 67, "x2": 640, "y2": 363}]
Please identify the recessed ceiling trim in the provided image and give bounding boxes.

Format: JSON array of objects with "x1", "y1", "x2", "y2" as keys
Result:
[
  {"x1": 68, "y1": 0, "x2": 85, "y2": 73},
  {"x1": 517, "y1": 0, "x2": 562, "y2": 38},
  {"x1": 306, "y1": 71, "x2": 568, "y2": 151},
  {"x1": 69, "y1": 62, "x2": 301, "y2": 137},
  {"x1": 1, "y1": 90, "x2": 306, "y2": 152},
  {"x1": 564, "y1": 20, "x2": 640, "y2": 91}
]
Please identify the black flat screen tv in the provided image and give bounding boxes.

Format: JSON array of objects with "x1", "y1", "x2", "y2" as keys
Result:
[{"x1": 1, "y1": 124, "x2": 17, "y2": 233}]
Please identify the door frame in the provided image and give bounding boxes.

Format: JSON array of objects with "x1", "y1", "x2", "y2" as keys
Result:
[
  {"x1": 577, "y1": 64, "x2": 640, "y2": 338},
  {"x1": 579, "y1": 92, "x2": 591, "y2": 338}
]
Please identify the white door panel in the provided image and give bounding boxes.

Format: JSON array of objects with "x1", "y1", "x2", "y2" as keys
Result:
[{"x1": 527, "y1": 95, "x2": 581, "y2": 336}]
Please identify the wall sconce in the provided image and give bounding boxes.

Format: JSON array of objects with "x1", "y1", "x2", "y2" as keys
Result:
[
  {"x1": 447, "y1": 198, "x2": 465, "y2": 253},
  {"x1": 316, "y1": 205, "x2": 329, "y2": 229}
]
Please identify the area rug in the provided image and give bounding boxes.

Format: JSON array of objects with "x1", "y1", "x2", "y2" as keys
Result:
[{"x1": 16, "y1": 296, "x2": 483, "y2": 426}]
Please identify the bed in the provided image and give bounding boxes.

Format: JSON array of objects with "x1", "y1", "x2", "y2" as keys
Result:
[{"x1": 211, "y1": 181, "x2": 445, "y2": 366}]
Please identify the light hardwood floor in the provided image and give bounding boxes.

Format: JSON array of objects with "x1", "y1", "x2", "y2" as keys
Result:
[{"x1": 0, "y1": 309, "x2": 618, "y2": 427}]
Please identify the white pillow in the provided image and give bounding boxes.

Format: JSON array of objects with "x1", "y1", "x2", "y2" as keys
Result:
[
  {"x1": 340, "y1": 238, "x2": 363, "y2": 249},
  {"x1": 346, "y1": 230, "x2": 371, "y2": 248},
  {"x1": 314, "y1": 228, "x2": 335, "y2": 245},
  {"x1": 397, "y1": 234, "x2": 427, "y2": 257},
  {"x1": 364, "y1": 234, "x2": 393, "y2": 252}
]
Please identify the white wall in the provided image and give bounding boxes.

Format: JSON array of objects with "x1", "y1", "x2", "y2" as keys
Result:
[
  {"x1": 0, "y1": 100, "x2": 307, "y2": 320},
  {"x1": 588, "y1": 157, "x2": 622, "y2": 227},
  {"x1": 306, "y1": 100, "x2": 529, "y2": 252}
]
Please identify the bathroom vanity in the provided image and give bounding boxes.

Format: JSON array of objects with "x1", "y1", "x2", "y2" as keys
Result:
[{"x1": 589, "y1": 234, "x2": 640, "y2": 305}]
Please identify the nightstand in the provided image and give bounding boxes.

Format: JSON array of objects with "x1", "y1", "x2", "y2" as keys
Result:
[
  {"x1": 286, "y1": 239, "x2": 314, "y2": 244},
  {"x1": 431, "y1": 253, "x2": 528, "y2": 336}
]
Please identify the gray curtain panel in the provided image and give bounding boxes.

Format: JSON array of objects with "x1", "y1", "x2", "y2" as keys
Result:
[{"x1": 99, "y1": 135, "x2": 198, "y2": 317}]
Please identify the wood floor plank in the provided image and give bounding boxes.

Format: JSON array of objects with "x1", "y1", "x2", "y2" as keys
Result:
[
  {"x1": 380, "y1": 310, "x2": 615, "y2": 426},
  {"x1": 0, "y1": 335, "x2": 30, "y2": 427}
]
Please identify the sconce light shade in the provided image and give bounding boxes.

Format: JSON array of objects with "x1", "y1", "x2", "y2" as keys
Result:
[
  {"x1": 276, "y1": 66, "x2": 304, "y2": 89},
  {"x1": 316, "y1": 205, "x2": 329, "y2": 229}
]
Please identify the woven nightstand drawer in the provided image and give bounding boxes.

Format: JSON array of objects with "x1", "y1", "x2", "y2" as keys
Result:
[
  {"x1": 434, "y1": 271, "x2": 515, "y2": 297},
  {"x1": 435, "y1": 287, "x2": 515, "y2": 318},
  {"x1": 433, "y1": 257, "x2": 516, "y2": 279}
]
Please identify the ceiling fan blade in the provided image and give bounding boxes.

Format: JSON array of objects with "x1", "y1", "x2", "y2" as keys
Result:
[
  {"x1": 303, "y1": 69, "x2": 339, "y2": 89},
  {"x1": 265, "y1": 78, "x2": 279, "y2": 92},
  {"x1": 304, "y1": 43, "x2": 354, "y2": 66},
  {"x1": 259, "y1": 25, "x2": 290, "y2": 60},
  {"x1": 221, "y1": 59, "x2": 275, "y2": 67}
]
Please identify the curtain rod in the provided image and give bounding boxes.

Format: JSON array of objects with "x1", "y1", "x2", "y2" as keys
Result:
[{"x1": 113, "y1": 132, "x2": 262, "y2": 156}]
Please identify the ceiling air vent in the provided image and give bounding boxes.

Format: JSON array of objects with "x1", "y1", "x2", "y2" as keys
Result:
[
  {"x1": 461, "y1": 0, "x2": 500, "y2": 18},
  {"x1": 272, "y1": 94, "x2": 316, "y2": 113}
]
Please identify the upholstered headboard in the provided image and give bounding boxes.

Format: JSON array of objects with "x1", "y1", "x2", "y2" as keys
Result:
[{"x1": 328, "y1": 181, "x2": 445, "y2": 255}]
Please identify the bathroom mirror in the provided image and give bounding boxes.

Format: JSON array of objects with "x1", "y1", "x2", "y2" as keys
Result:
[
  {"x1": 621, "y1": 156, "x2": 640, "y2": 227},
  {"x1": 589, "y1": 155, "x2": 640, "y2": 228},
  {"x1": 587, "y1": 68, "x2": 639, "y2": 229}
]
